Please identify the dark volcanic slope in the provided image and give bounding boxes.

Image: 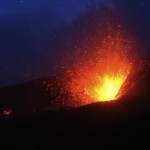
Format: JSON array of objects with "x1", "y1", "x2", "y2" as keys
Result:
[
  {"x1": 0, "y1": 74, "x2": 70, "y2": 116},
  {"x1": 0, "y1": 58, "x2": 150, "y2": 147},
  {"x1": 0, "y1": 76, "x2": 54, "y2": 115},
  {"x1": 0, "y1": 58, "x2": 150, "y2": 116}
]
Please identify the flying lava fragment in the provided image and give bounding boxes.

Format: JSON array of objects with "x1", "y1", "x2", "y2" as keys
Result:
[{"x1": 2, "y1": 109, "x2": 13, "y2": 116}]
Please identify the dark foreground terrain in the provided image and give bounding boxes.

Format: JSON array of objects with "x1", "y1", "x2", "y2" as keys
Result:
[{"x1": 0, "y1": 58, "x2": 150, "y2": 148}]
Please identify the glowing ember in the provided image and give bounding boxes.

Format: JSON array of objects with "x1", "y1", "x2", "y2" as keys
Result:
[{"x1": 2, "y1": 109, "x2": 13, "y2": 116}]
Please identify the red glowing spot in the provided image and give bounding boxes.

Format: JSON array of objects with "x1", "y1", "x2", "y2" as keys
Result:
[{"x1": 2, "y1": 109, "x2": 13, "y2": 116}]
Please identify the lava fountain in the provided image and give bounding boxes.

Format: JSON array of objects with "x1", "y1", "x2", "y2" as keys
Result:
[
  {"x1": 93, "y1": 74, "x2": 126, "y2": 101},
  {"x1": 65, "y1": 32, "x2": 132, "y2": 105}
]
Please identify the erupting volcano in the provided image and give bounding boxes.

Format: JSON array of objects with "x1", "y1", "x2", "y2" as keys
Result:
[
  {"x1": 1, "y1": 2, "x2": 150, "y2": 147},
  {"x1": 65, "y1": 32, "x2": 132, "y2": 105}
]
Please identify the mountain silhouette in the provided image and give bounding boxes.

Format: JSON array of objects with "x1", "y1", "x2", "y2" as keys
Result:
[{"x1": 0, "y1": 58, "x2": 150, "y2": 148}]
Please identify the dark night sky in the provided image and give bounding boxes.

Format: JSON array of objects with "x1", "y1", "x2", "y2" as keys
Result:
[{"x1": 0, "y1": 0, "x2": 150, "y2": 87}]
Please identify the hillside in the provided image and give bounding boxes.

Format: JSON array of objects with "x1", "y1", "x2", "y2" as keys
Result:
[{"x1": 0, "y1": 58, "x2": 150, "y2": 148}]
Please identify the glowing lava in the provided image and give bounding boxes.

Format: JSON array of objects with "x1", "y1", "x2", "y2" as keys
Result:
[
  {"x1": 92, "y1": 75, "x2": 127, "y2": 101},
  {"x1": 2, "y1": 109, "x2": 13, "y2": 116}
]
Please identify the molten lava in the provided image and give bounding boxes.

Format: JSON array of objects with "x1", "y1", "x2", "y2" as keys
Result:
[
  {"x1": 91, "y1": 75, "x2": 127, "y2": 101},
  {"x1": 66, "y1": 33, "x2": 132, "y2": 105}
]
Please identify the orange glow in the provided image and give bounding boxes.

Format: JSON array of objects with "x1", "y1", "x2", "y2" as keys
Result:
[
  {"x1": 90, "y1": 75, "x2": 126, "y2": 101},
  {"x1": 66, "y1": 33, "x2": 132, "y2": 105}
]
